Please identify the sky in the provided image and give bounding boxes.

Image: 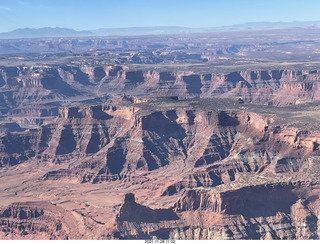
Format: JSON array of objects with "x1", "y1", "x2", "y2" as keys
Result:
[{"x1": 0, "y1": 0, "x2": 320, "y2": 32}]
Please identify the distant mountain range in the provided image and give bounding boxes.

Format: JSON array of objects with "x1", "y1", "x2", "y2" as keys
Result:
[
  {"x1": 1, "y1": 21, "x2": 320, "y2": 39},
  {"x1": 0, "y1": 27, "x2": 92, "y2": 39}
]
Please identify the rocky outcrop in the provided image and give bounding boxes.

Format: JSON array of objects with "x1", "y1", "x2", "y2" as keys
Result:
[
  {"x1": 0, "y1": 201, "x2": 79, "y2": 240},
  {"x1": 40, "y1": 107, "x2": 264, "y2": 183},
  {"x1": 113, "y1": 181, "x2": 320, "y2": 240},
  {"x1": 0, "y1": 104, "x2": 136, "y2": 167},
  {"x1": 91, "y1": 68, "x2": 320, "y2": 105},
  {"x1": 0, "y1": 99, "x2": 319, "y2": 240},
  {"x1": 174, "y1": 183, "x2": 298, "y2": 216},
  {"x1": 1, "y1": 100, "x2": 319, "y2": 187},
  {"x1": 2, "y1": 65, "x2": 320, "y2": 110}
]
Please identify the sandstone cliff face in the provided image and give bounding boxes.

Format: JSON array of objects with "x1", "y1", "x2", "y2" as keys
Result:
[
  {"x1": 91, "y1": 67, "x2": 320, "y2": 105},
  {"x1": 1, "y1": 66, "x2": 320, "y2": 110},
  {"x1": 1, "y1": 101, "x2": 319, "y2": 184},
  {"x1": 0, "y1": 201, "x2": 79, "y2": 240},
  {"x1": 1, "y1": 63, "x2": 320, "y2": 239},
  {"x1": 2, "y1": 31, "x2": 320, "y2": 240},
  {"x1": 0, "y1": 104, "x2": 135, "y2": 167},
  {"x1": 0, "y1": 104, "x2": 264, "y2": 180},
  {"x1": 113, "y1": 180, "x2": 320, "y2": 240},
  {"x1": 0, "y1": 99, "x2": 320, "y2": 239}
]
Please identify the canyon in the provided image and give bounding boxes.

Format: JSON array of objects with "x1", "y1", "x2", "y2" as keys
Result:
[{"x1": 0, "y1": 28, "x2": 320, "y2": 240}]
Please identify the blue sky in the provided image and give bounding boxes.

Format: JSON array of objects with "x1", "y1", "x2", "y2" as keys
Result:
[{"x1": 0, "y1": 0, "x2": 319, "y2": 32}]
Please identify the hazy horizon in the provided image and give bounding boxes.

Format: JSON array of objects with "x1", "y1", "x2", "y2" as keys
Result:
[
  {"x1": 3, "y1": 20, "x2": 320, "y2": 32},
  {"x1": 1, "y1": 0, "x2": 320, "y2": 33}
]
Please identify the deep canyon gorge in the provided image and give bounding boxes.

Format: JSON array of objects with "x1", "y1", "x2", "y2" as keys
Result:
[{"x1": 0, "y1": 28, "x2": 320, "y2": 239}]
